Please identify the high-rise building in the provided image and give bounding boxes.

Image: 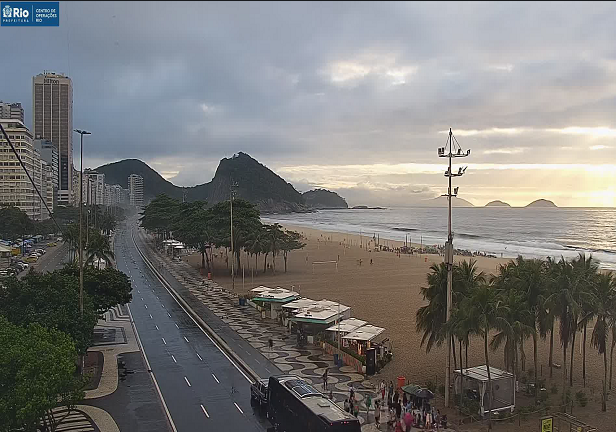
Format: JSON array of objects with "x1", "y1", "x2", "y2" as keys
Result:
[
  {"x1": 32, "y1": 72, "x2": 73, "y2": 206},
  {"x1": 104, "y1": 183, "x2": 123, "y2": 207},
  {"x1": 81, "y1": 169, "x2": 105, "y2": 205},
  {"x1": 128, "y1": 174, "x2": 144, "y2": 207},
  {"x1": 33, "y1": 139, "x2": 58, "y2": 207},
  {"x1": 0, "y1": 101, "x2": 24, "y2": 122},
  {"x1": 0, "y1": 119, "x2": 43, "y2": 220}
]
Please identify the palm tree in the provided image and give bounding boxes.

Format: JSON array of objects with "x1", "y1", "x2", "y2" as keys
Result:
[
  {"x1": 611, "y1": 322, "x2": 616, "y2": 390},
  {"x1": 572, "y1": 253, "x2": 599, "y2": 387},
  {"x1": 416, "y1": 262, "x2": 449, "y2": 353},
  {"x1": 86, "y1": 231, "x2": 114, "y2": 269},
  {"x1": 466, "y1": 282, "x2": 507, "y2": 429},
  {"x1": 590, "y1": 272, "x2": 615, "y2": 411},
  {"x1": 544, "y1": 257, "x2": 560, "y2": 379},
  {"x1": 265, "y1": 223, "x2": 285, "y2": 274}
]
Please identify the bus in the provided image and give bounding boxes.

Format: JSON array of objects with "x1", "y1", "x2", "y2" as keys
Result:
[{"x1": 267, "y1": 375, "x2": 361, "y2": 432}]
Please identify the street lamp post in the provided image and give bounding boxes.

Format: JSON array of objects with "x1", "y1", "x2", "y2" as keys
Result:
[
  {"x1": 74, "y1": 129, "x2": 91, "y2": 373},
  {"x1": 230, "y1": 182, "x2": 238, "y2": 290},
  {"x1": 438, "y1": 128, "x2": 470, "y2": 407}
]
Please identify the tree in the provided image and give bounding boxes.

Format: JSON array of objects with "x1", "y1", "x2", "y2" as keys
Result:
[
  {"x1": 416, "y1": 262, "x2": 450, "y2": 353},
  {"x1": 0, "y1": 271, "x2": 98, "y2": 355},
  {"x1": 571, "y1": 253, "x2": 599, "y2": 387},
  {"x1": 172, "y1": 201, "x2": 214, "y2": 273},
  {"x1": 264, "y1": 224, "x2": 285, "y2": 274},
  {"x1": 0, "y1": 317, "x2": 85, "y2": 432},
  {"x1": 280, "y1": 230, "x2": 306, "y2": 273},
  {"x1": 86, "y1": 230, "x2": 115, "y2": 268},
  {"x1": 0, "y1": 205, "x2": 32, "y2": 240},
  {"x1": 466, "y1": 282, "x2": 507, "y2": 429},
  {"x1": 590, "y1": 272, "x2": 616, "y2": 411},
  {"x1": 140, "y1": 194, "x2": 181, "y2": 241},
  {"x1": 58, "y1": 265, "x2": 132, "y2": 315}
]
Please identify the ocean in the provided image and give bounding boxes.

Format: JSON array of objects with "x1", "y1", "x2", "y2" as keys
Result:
[{"x1": 262, "y1": 207, "x2": 616, "y2": 270}]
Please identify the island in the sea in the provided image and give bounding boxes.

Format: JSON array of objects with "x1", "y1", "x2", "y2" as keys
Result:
[
  {"x1": 485, "y1": 200, "x2": 511, "y2": 207},
  {"x1": 352, "y1": 205, "x2": 387, "y2": 210},
  {"x1": 526, "y1": 199, "x2": 557, "y2": 208}
]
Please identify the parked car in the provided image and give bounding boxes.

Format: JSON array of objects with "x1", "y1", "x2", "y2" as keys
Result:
[
  {"x1": 25, "y1": 256, "x2": 37, "y2": 263},
  {"x1": 47, "y1": 242, "x2": 57, "y2": 247},
  {"x1": 6, "y1": 267, "x2": 18, "y2": 277},
  {"x1": 35, "y1": 248, "x2": 46, "y2": 255},
  {"x1": 250, "y1": 379, "x2": 269, "y2": 409}
]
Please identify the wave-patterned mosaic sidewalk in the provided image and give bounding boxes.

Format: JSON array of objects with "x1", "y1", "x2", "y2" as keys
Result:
[{"x1": 139, "y1": 231, "x2": 380, "y2": 425}]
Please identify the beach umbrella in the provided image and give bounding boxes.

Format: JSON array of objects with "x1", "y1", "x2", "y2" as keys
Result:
[
  {"x1": 417, "y1": 388, "x2": 434, "y2": 399},
  {"x1": 401, "y1": 384, "x2": 421, "y2": 396}
]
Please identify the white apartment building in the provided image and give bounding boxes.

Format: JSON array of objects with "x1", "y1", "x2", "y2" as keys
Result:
[
  {"x1": 0, "y1": 119, "x2": 43, "y2": 220},
  {"x1": 128, "y1": 174, "x2": 144, "y2": 207},
  {"x1": 0, "y1": 101, "x2": 24, "y2": 122},
  {"x1": 81, "y1": 169, "x2": 105, "y2": 205}
]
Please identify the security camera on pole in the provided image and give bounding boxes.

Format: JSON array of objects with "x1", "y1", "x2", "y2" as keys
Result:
[{"x1": 438, "y1": 128, "x2": 470, "y2": 407}]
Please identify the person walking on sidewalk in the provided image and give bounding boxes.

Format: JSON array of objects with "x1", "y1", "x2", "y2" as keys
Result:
[
  {"x1": 322, "y1": 368, "x2": 328, "y2": 390},
  {"x1": 374, "y1": 400, "x2": 381, "y2": 429}
]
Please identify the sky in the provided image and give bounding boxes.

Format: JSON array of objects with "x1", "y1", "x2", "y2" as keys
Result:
[{"x1": 3, "y1": 1, "x2": 616, "y2": 207}]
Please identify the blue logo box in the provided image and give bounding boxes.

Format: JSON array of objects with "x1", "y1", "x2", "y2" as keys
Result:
[{"x1": 1, "y1": 1, "x2": 59, "y2": 26}]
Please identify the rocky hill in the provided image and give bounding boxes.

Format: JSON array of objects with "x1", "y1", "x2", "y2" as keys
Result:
[
  {"x1": 95, "y1": 153, "x2": 308, "y2": 213},
  {"x1": 422, "y1": 196, "x2": 475, "y2": 207},
  {"x1": 485, "y1": 200, "x2": 511, "y2": 207},
  {"x1": 302, "y1": 189, "x2": 348, "y2": 209},
  {"x1": 526, "y1": 199, "x2": 557, "y2": 208}
]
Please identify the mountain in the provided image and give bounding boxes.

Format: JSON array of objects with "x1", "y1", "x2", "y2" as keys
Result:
[
  {"x1": 526, "y1": 199, "x2": 557, "y2": 208},
  {"x1": 421, "y1": 196, "x2": 475, "y2": 207},
  {"x1": 485, "y1": 200, "x2": 511, "y2": 207},
  {"x1": 302, "y1": 189, "x2": 348, "y2": 209},
  {"x1": 95, "y1": 159, "x2": 183, "y2": 202},
  {"x1": 95, "y1": 152, "x2": 308, "y2": 213}
]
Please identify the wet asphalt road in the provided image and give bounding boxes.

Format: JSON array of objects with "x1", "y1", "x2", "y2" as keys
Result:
[{"x1": 114, "y1": 222, "x2": 270, "y2": 432}]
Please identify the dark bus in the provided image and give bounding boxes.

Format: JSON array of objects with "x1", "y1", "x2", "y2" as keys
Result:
[{"x1": 267, "y1": 375, "x2": 361, "y2": 432}]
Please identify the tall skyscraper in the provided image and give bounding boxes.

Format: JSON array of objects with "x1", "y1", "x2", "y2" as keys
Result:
[
  {"x1": 32, "y1": 72, "x2": 73, "y2": 206},
  {"x1": 128, "y1": 174, "x2": 144, "y2": 208},
  {"x1": 0, "y1": 101, "x2": 24, "y2": 122}
]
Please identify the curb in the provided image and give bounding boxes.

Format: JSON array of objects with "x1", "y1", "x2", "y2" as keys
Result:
[{"x1": 131, "y1": 229, "x2": 260, "y2": 384}]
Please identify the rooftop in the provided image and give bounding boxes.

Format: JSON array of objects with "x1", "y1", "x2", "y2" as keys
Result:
[
  {"x1": 326, "y1": 318, "x2": 367, "y2": 334},
  {"x1": 251, "y1": 286, "x2": 300, "y2": 303},
  {"x1": 454, "y1": 365, "x2": 514, "y2": 382},
  {"x1": 342, "y1": 324, "x2": 385, "y2": 341}
]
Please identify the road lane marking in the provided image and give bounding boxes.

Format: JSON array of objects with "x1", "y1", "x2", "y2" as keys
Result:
[
  {"x1": 144, "y1": 304, "x2": 148, "y2": 309},
  {"x1": 175, "y1": 323, "x2": 179, "y2": 329},
  {"x1": 162, "y1": 304, "x2": 165, "y2": 308},
  {"x1": 157, "y1": 296, "x2": 159, "y2": 300},
  {"x1": 155, "y1": 325, "x2": 159, "y2": 330},
  {"x1": 141, "y1": 297, "x2": 143, "y2": 301},
  {"x1": 138, "y1": 290, "x2": 140, "y2": 293},
  {"x1": 212, "y1": 373, "x2": 220, "y2": 384},
  {"x1": 171, "y1": 355, "x2": 177, "y2": 363},
  {"x1": 255, "y1": 359, "x2": 261, "y2": 364},
  {"x1": 196, "y1": 353, "x2": 203, "y2": 361},
  {"x1": 184, "y1": 336, "x2": 189, "y2": 343},
  {"x1": 184, "y1": 377, "x2": 191, "y2": 387},
  {"x1": 149, "y1": 314, "x2": 153, "y2": 319},
  {"x1": 200, "y1": 404, "x2": 210, "y2": 418},
  {"x1": 162, "y1": 338, "x2": 167, "y2": 345},
  {"x1": 168, "y1": 312, "x2": 171, "y2": 318},
  {"x1": 234, "y1": 402, "x2": 244, "y2": 414}
]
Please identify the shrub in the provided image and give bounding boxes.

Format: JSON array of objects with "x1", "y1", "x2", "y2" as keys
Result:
[{"x1": 575, "y1": 391, "x2": 588, "y2": 407}]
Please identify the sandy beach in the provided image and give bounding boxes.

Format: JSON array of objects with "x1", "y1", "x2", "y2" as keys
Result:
[{"x1": 185, "y1": 223, "x2": 615, "y2": 430}]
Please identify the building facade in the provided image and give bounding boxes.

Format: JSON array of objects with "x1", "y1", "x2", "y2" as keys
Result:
[
  {"x1": 32, "y1": 72, "x2": 73, "y2": 206},
  {"x1": 128, "y1": 174, "x2": 143, "y2": 207},
  {"x1": 104, "y1": 183, "x2": 123, "y2": 207},
  {"x1": 0, "y1": 119, "x2": 43, "y2": 220},
  {"x1": 33, "y1": 139, "x2": 58, "y2": 207},
  {"x1": 0, "y1": 101, "x2": 24, "y2": 122}
]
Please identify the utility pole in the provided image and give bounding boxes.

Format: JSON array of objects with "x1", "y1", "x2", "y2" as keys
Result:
[
  {"x1": 74, "y1": 129, "x2": 91, "y2": 374},
  {"x1": 438, "y1": 128, "x2": 470, "y2": 407},
  {"x1": 230, "y1": 181, "x2": 238, "y2": 290}
]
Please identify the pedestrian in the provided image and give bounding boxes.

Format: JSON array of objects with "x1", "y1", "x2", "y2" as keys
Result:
[
  {"x1": 434, "y1": 409, "x2": 440, "y2": 431},
  {"x1": 374, "y1": 400, "x2": 381, "y2": 428},
  {"x1": 344, "y1": 398, "x2": 350, "y2": 412},
  {"x1": 329, "y1": 389, "x2": 333, "y2": 400},
  {"x1": 380, "y1": 380, "x2": 386, "y2": 401},
  {"x1": 349, "y1": 385, "x2": 355, "y2": 402},
  {"x1": 322, "y1": 368, "x2": 328, "y2": 390},
  {"x1": 425, "y1": 410, "x2": 432, "y2": 431},
  {"x1": 366, "y1": 395, "x2": 372, "y2": 419}
]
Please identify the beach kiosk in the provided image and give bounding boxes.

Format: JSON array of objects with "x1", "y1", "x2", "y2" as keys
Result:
[
  {"x1": 325, "y1": 318, "x2": 367, "y2": 344},
  {"x1": 250, "y1": 286, "x2": 300, "y2": 321},
  {"x1": 453, "y1": 365, "x2": 515, "y2": 417},
  {"x1": 341, "y1": 324, "x2": 385, "y2": 357},
  {"x1": 289, "y1": 300, "x2": 351, "y2": 344}
]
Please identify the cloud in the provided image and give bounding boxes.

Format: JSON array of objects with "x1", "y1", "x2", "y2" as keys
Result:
[{"x1": 2, "y1": 2, "x2": 616, "y2": 206}]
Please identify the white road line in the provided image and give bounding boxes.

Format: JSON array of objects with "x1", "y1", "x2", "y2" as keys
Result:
[
  {"x1": 212, "y1": 373, "x2": 220, "y2": 384},
  {"x1": 155, "y1": 325, "x2": 159, "y2": 330},
  {"x1": 184, "y1": 376, "x2": 191, "y2": 387},
  {"x1": 168, "y1": 312, "x2": 171, "y2": 318},
  {"x1": 175, "y1": 323, "x2": 179, "y2": 329},
  {"x1": 138, "y1": 290, "x2": 140, "y2": 293},
  {"x1": 184, "y1": 336, "x2": 189, "y2": 343},
  {"x1": 234, "y1": 402, "x2": 244, "y2": 415},
  {"x1": 141, "y1": 297, "x2": 143, "y2": 301},
  {"x1": 162, "y1": 337, "x2": 167, "y2": 345},
  {"x1": 171, "y1": 355, "x2": 177, "y2": 363},
  {"x1": 144, "y1": 304, "x2": 148, "y2": 309},
  {"x1": 255, "y1": 359, "x2": 261, "y2": 364},
  {"x1": 196, "y1": 353, "x2": 203, "y2": 361},
  {"x1": 200, "y1": 404, "x2": 210, "y2": 418},
  {"x1": 157, "y1": 296, "x2": 160, "y2": 300},
  {"x1": 162, "y1": 304, "x2": 165, "y2": 308},
  {"x1": 149, "y1": 314, "x2": 153, "y2": 319}
]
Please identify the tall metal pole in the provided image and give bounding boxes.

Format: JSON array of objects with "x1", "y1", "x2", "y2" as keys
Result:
[
  {"x1": 230, "y1": 187, "x2": 235, "y2": 291},
  {"x1": 438, "y1": 128, "x2": 470, "y2": 408}
]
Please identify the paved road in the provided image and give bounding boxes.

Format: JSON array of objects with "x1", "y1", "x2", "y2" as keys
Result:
[
  {"x1": 114, "y1": 221, "x2": 270, "y2": 432},
  {"x1": 37, "y1": 242, "x2": 69, "y2": 272}
]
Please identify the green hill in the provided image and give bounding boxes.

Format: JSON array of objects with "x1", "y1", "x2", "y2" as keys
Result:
[
  {"x1": 95, "y1": 153, "x2": 308, "y2": 213},
  {"x1": 302, "y1": 189, "x2": 348, "y2": 209}
]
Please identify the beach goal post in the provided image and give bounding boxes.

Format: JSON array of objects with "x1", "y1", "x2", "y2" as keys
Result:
[{"x1": 312, "y1": 260, "x2": 338, "y2": 273}]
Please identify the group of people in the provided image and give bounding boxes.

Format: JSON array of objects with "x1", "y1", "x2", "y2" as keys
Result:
[
  {"x1": 376, "y1": 381, "x2": 446, "y2": 431},
  {"x1": 343, "y1": 385, "x2": 361, "y2": 418}
]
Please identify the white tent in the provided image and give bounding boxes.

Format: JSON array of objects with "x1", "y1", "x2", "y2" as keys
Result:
[{"x1": 454, "y1": 365, "x2": 515, "y2": 416}]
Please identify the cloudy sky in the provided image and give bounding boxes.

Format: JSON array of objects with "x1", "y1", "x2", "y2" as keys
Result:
[{"x1": 3, "y1": 1, "x2": 616, "y2": 207}]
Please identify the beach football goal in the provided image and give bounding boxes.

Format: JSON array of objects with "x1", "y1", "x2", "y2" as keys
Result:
[{"x1": 312, "y1": 260, "x2": 338, "y2": 273}]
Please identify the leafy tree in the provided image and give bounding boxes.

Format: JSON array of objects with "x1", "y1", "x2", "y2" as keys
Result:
[
  {"x1": 264, "y1": 223, "x2": 285, "y2": 274},
  {"x1": 0, "y1": 271, "x2": 98, "y2": 355},
  {"x1": 172, "y1": 201, "x2": 214, "y2": 273},
  {"x1": 59, "y1": 265, "x2": 132, "y2": 315},
  {"x1": 209, "y1": 199, "x2": 261, "y2": 274},
  {"x1": 140, "y1": 194, "x2": 181, "y2": 240},
  {"x1": 86, "y1": 230, "x2": 115, "y2": 268},
  {"x1": 0, "y1": 317, "x2": 85, "y2": 432},
  {"x1": 280, "y1": 229, "x2": 306, "y2": 273},
  {"x1": 0, "y1": 205, "x2": 32, "y2": 240},
  {"x1": 416, "y1": 262, "x2": 450, "y2": 354},
  {"x1": 590, "y1": 272, "x2": 616, "y2": 411}
]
